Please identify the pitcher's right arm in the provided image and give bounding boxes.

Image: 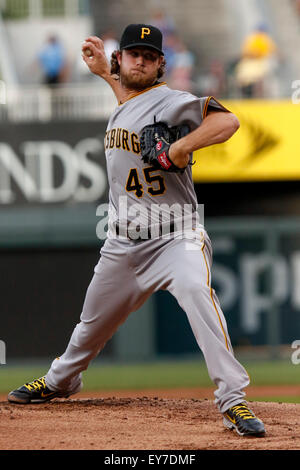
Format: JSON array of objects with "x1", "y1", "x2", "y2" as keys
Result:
[{"x1": 82, "y1": 36, "x2": 123, "y2": 103}]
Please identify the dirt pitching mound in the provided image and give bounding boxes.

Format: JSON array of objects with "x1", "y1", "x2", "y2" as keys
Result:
[{"x1": 1, "y1": 395, "x2": 299, "y2": 450}]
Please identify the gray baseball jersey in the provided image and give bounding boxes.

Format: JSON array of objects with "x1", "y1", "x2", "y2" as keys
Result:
[
  {"x1": 104, "y1": 83, "x2": 228, "y2": 233},
  {"x1": 45, "y1": 83, "x2": 250, "y2": 414}
]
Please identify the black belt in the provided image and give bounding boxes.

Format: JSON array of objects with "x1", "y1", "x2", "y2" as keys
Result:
[{"x1": 115, "y1": 222, "x2": 175, "y2": 241}]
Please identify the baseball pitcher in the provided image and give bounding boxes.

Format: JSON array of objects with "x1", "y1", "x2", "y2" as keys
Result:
[{"x1": 8, "y1": 24, "x2": 265, "y2": 437}]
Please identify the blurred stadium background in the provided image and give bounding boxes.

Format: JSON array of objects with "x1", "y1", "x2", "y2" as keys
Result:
[{"x1": 0, "y1": 0, "x2": 300, "y2": 400}]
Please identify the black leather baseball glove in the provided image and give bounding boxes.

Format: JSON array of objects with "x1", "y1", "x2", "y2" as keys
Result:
[{"x1": 139, "y1": 121, "x2": 191, "y2": 173}]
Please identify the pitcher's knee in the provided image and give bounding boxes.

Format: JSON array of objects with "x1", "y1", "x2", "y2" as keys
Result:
[{"x1": 173, "y1": 277, "x2": 208, "y2": 299}]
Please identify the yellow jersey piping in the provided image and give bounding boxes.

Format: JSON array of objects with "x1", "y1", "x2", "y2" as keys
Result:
[
  {"x1": 118, "y1": 82, "x2": 167, "y2": 106},
  {"x1": 202, "y1": 95, "x2": 230, "y2": 119}
]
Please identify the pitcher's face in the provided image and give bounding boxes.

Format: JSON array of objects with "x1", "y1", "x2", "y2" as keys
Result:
[{"x1": 117, "y1": 47, "x2": 164, "y2": 90}]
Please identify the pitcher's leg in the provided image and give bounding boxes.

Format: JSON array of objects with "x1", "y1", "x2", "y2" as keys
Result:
[
  {"x1": 45, "y1": 242, "x2": 146, "y2": 392},
  {"x1": 167, "y1": 235, "x2": 249, "y2": 413}
]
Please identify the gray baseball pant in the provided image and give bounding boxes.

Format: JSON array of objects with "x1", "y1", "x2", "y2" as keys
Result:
[{"x1": 45, "y1": 228, "x2": 250, "y2": 413}]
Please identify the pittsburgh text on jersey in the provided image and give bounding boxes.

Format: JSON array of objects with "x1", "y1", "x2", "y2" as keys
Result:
[{"x1": 105, "y1": 128, "x2": 140, "y2": 154}]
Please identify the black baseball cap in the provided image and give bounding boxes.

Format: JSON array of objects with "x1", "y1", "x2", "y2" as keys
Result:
[{"x1": 120, "y1": 24, "x2": 164, "y2": 55}]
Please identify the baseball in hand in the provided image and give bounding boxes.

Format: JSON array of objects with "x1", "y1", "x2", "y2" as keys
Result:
[{"x1": 84, "y1": 48, "x2": 93, "y2": 57}]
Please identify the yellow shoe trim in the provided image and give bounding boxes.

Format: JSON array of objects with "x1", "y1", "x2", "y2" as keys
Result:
[
  {"x1": 24, "y1": 376, "x2": 46, "y2": 392},
  {"x1": 229, "y1": 404, "x2": 257, "y2": 421}
]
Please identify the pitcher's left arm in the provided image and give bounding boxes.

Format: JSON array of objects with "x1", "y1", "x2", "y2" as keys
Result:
[{"x1": 169, "y1": 110, "x2": 240, "y2": 169}]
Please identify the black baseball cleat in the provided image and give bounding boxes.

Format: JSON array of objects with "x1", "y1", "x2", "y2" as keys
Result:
[
  {"x1": 7, "y1": 376, "x2": 81, "y2": 404},
  {"x1": 223, "y1": 402, "x2": 266, "y2": 437}
]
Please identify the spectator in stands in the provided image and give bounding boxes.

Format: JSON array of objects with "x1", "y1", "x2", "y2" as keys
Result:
[
  {"x1": 234, "y1": 23, "x2": 278, "y2": 98},
  {"x1": 162, "y1": 32, "x2": 178, "y2": 78},
  {"x1": 37, "y1": 35, "x2": 67, "y2": 85},
  {"x1": 149, "y1": 8, "x2": 177, "y2": 78},
  {"x1": 241, "y1": 23, "x2": 277, "y2": 60},
  {"x1": 196, "y1": 59, "x2": 227, "y2": 97},
  {"x1": 149, "y1": 8, "x2": 176, "y2": 38},
  {"x1": 168, "y1": 37, "x2": 195, "y2": 92}
]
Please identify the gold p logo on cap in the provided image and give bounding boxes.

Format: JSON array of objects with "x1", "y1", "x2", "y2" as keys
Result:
[{"x1": 141, "y1": 27, "x2": 151, "y2": 39}]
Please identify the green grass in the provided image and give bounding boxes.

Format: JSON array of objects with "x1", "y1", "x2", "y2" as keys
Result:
[
  {"x1": 248, "y1": 396, "x2": 300, "y2": 404},
  {"x1": 1, "y1": 359, "x2": 299, "y2": 399},
  {"x1": 242, "y1": 360, "x2": 300, "y2": 386},
  {"x1": 82, "y1": 360, "x2": 212, "y2": 391},
  {"x1": 0, "y1": 360, "x2": 211, "y2": 394}
]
